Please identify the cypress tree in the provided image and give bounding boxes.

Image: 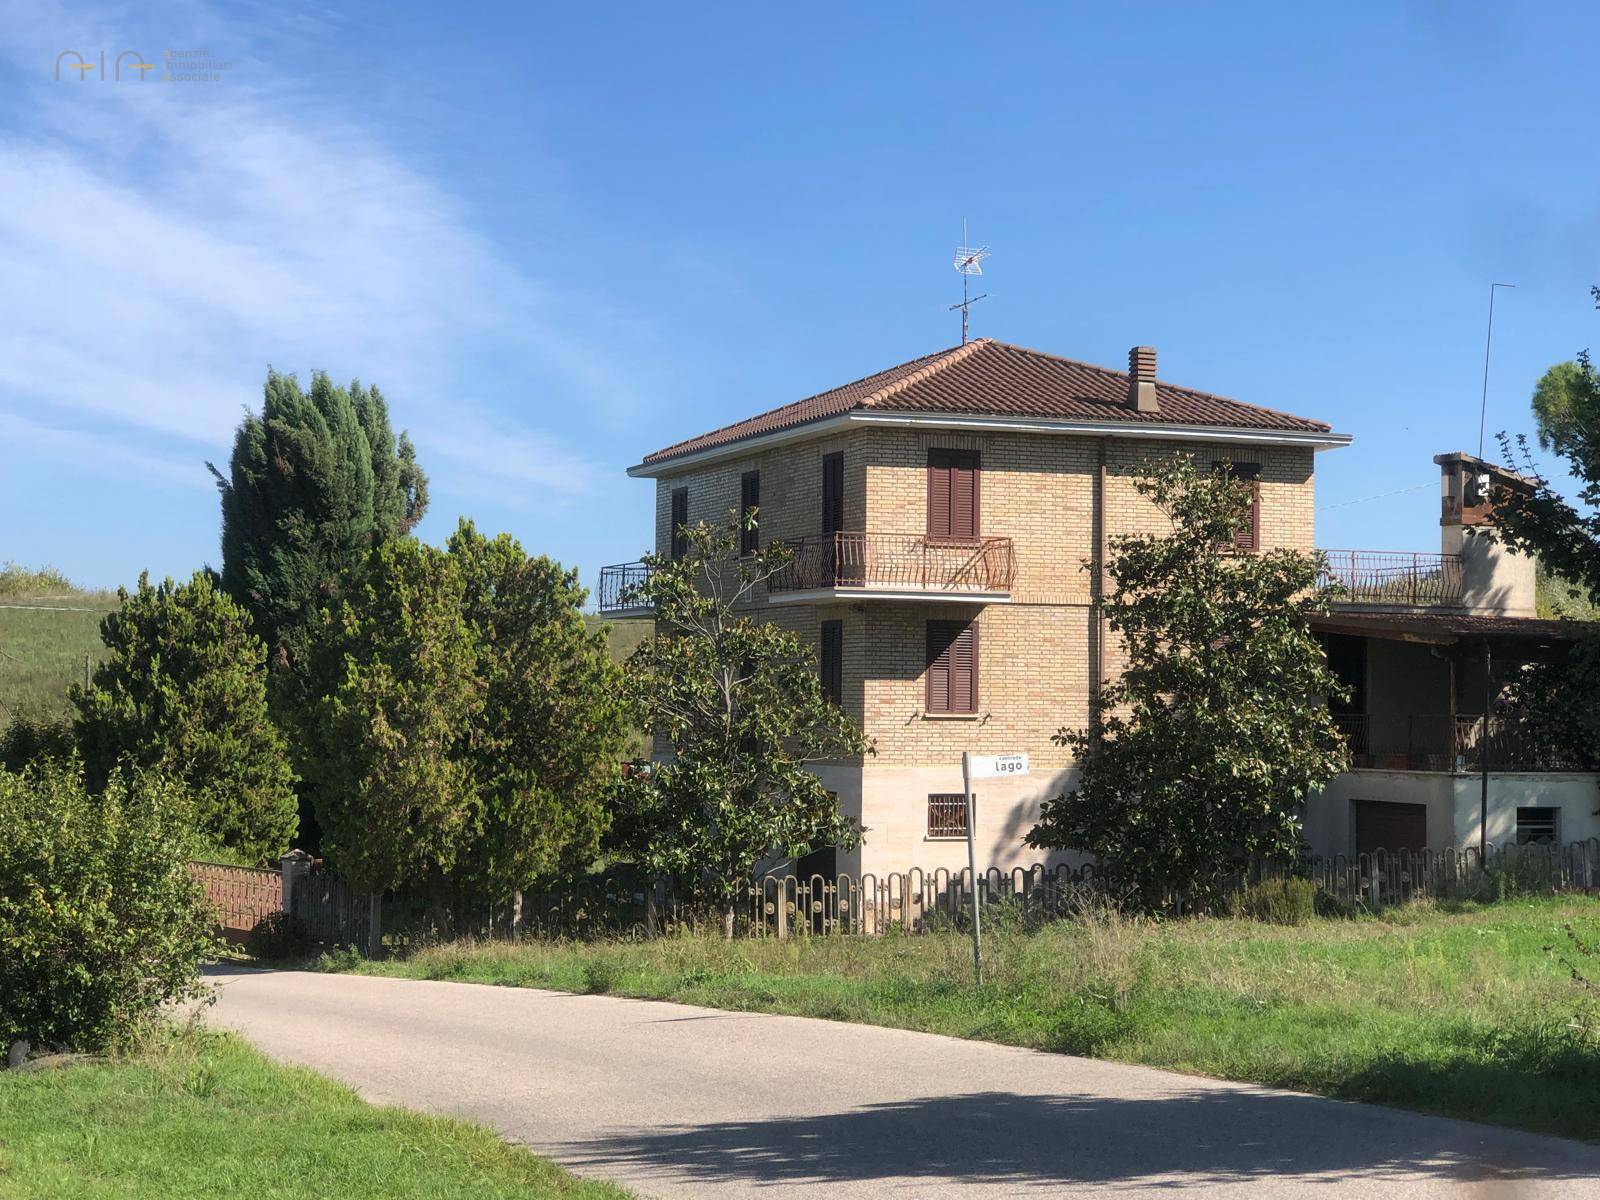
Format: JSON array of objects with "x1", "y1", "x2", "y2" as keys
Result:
[{"x1": 209, "y1": 369, "x2": 428, "y2": 673}]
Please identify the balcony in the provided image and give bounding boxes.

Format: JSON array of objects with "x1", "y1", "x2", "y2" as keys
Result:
[
  {"x1": 596, "y1": 561, "x2": 654, "y2": 617},
  {"x1": 1334, "y1": 713, "x2": 1598, "y2": 773},
  {"x1": 1317, "y1": 550, "x2": 1463, "y2": 609},
  {"x1": 768, "y1": 532, "x2": 1016, "y2": 604}
]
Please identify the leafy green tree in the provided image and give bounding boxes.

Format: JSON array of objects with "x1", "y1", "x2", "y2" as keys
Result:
[
  {"x1": 0, "y1": 760, "x2": 219, "y2": 1051},
  {"x1": 297, "y1": 524, "x2": 629, "y2": 902},
  {"x1": 1025, "y1": 456, "x2": 1348, "y2": 910},
  {"x1": 611, "y1": 516, "x2": 869, "y2": 929},
  {"x1": 296, "y1": 538, "x2": 479, "y2": 895},
  {"x1": 72, "y1": 572, "x2": 298, "y2": 863},
  {"x1": 209, "y1": 369, "x2": 428, "y2": 674},
  {"x1": 1493, "y1": 299, "x2": 1600, "y2": 602},
  {"x1": 446, "y1": 522, "x2": 630, "y2": 906}
]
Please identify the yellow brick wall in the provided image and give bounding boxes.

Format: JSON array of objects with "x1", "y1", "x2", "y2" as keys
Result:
[{"x1": 648, "y1": 430, "x2": 1317, "y2": 769}]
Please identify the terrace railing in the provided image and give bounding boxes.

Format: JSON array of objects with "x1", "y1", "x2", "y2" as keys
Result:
[
  {"x1": 769, "y1": 532, "x2": 1016, "y2": 595},
  {"x1": 1316, "y1": 549, "x2": 1464, "y2": 608},
  {"x1": 1334, "y1": 712, "x2": 1600, "y2": 772},
  {"x1": 597, "y1": 560, "x2": 653, "y2": 615}
]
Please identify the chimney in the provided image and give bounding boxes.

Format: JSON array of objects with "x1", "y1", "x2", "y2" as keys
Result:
[{"x1": 1128, "y1": 346, "x2": 1158, "y2": 413}]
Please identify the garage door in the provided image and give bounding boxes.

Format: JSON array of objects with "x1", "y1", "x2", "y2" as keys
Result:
[{"x1": 1354, "y1": 800, "x2": 1427, "y2": 856}]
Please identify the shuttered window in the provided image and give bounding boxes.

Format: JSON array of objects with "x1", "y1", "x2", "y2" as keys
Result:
[
  {"x1": 670, "y1": 488, "x2": 689, "y2": 560},
  {"x1": 1212, "y1": 461, "x2": 1260, "y2": 552},
  {"x1": 740, "y1": 471, "x2": 760, "y2": 554},
  {"x1": 819, "y1": 620, "x2": 843, "y2": 706},
  {"x1": 821, "y1": 452, "x2": 844, "y2": 534},
  {"x1": 925, "y1": 619, "x2": 978, "y2": 714},
  {"x1": 927, "y1": 449, "x2": 980, "y2": 539}
]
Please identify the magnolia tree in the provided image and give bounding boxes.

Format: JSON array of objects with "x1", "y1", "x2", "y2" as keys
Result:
[
  {"x1": 1025, "y1": 456, "x2": 1348, "y2": 909},
  {"x1": 611, "y1": 514, "x2": 869, "y2": 930}
]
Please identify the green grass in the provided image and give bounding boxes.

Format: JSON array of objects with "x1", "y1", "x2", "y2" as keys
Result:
[
  {"x1": 337, "y1": 896, "x2": 1600, "y2": 1142},
  {"x1": 0, "y1": 1029, "x2": 629, "y2": 1199},
  {"x1": 0, "y1": 566, "x2": 117, "y2": 725}
]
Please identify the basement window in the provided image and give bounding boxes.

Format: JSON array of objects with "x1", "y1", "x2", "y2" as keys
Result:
[{"x1": 1516, "y1": 807, "x2": 1559, "y2": 846}]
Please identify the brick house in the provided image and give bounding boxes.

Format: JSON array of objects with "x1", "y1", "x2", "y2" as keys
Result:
[{"x1": 601, "y1": 338, "x2": 1599, "y2": 875}]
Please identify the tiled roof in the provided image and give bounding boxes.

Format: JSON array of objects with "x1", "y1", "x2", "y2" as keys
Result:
[{"x1": 640, "y1": 338, "x2": 1334, "y2": 467}]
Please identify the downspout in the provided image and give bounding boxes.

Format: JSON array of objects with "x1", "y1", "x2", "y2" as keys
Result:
[
  {"x1": 1480, "y1": 638, "x2": 1492, "y2": 862},
  {"x1": 1090, "y1": 440, "x2": 1108, "y2": 734}
]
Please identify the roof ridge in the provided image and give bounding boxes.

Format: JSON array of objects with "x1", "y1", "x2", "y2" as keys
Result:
[
  {"x1": 986, "y1": 339, "x2": 1328, "y2": 430},
  {"x1": 859, "y1": 338, "x2": 990, "y2": 408}
]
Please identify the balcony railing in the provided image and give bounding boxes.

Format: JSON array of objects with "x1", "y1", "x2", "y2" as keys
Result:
[
  {"x1": 768, "y1": 532, "x2": 1017, "y2": 596},
  {"x1": 1334, "y1": 713, "x2": 1599, "y2": 773},
  {"x1": 1316, "y1": 550, "x2": 1463, "y2": 608},
  {"x1": 597, "y1": 561, "x2": 653, "y2": 615}
]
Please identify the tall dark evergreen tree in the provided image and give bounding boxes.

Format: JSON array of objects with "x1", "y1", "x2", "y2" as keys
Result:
[{"x1": 209, "y1": 369, "x2": 428, "y2": 672}]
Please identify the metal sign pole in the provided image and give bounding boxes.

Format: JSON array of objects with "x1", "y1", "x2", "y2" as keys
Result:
[{"x1": 961, "y1": 750, "x2": 983, "y2": 987}]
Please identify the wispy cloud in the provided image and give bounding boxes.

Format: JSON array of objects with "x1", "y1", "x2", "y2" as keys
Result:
[{"x1": 0, "y1": 0, "x2": 645, "y2": 506}]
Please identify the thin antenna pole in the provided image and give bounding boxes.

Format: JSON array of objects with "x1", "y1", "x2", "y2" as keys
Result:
[
  {"x1": 1477, "y1": 282, "x2": 1515, "y2": 458},
  {"x1": 949, "y1": 218, "x2": 989, "y2": 344}
]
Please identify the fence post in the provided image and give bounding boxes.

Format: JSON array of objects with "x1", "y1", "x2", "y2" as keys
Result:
[
  {"x1": 367, "y1": 893, "x2": 383, "y2": 958},
  {"x1": 280, "y1": 849, "x2": 312, "y2": 915}
]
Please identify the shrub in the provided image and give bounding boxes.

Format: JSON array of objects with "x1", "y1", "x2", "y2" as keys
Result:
[
  {"x1": 1237, "y1": 876, "x2": 1317, "y2": 925},
  {"x1": 244, "y1": 910, "x2": 312, "y2": 962},
  {"x1": 0, "y1": 712, "x2": 73, "y2": 772},
  {"x1": 0, "y1": 761, "x2": 220, "y2": 1051}
]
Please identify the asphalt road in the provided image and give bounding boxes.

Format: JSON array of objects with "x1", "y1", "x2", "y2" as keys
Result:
[{"x1": 206, "y1": 964, "x2": 1600, "y2": 1198}]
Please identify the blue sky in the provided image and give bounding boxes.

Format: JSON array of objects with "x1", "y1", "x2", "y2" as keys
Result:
[{"x1": 4, "y1": 1, "x2": 1600, "y2": 595}]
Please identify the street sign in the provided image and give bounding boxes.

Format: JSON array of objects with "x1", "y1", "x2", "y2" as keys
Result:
[{"x1": 966, "y1": 752, "x2": 1029, "y2": 780}]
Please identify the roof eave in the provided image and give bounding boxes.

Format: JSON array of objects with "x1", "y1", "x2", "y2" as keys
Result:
[{"x1": 628, "y1": 411, "x2": 1351, "y2": 477}]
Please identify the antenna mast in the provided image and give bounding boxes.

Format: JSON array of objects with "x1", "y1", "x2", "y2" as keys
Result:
[
  {"x1": 1477, "y1": 282, "x2": 1515, "y2": 458},
  {"x1": 949, "y1": 219, "x2": 989, "y2": 344}
]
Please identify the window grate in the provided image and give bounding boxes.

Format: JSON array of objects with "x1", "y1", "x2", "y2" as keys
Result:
[
  {"x1": 1516, "y1": 806, "x2": 1559, "y2": 846},
  {"x1": 927, "y1": 793, "x2": 969, "y2": 838}
]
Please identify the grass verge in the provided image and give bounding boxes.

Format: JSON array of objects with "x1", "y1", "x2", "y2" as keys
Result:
[
  {"x1": 335, "y1": 896, "x2": 1600, "y2": 1143},
  {"x1": 0, "y1": 1028, "x2": 629, "y2": 1199}
]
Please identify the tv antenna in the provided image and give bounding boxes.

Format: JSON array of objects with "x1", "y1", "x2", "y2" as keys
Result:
[
  {"x1": 1477, "y1": 281, "x2": 1515, "y2": 458},
  {"x1": 949, "y1": 219, "x2": 989, "y2": 345}
]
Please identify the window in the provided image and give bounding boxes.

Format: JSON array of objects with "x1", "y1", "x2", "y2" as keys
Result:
[
  {"x1": 670, "y1": 488, "x2": 688, "y2": 561},
  {"x1": 739, "y1": 471, "x2": 760, "y2": 554},
  {"x1": 1211, "y1": 461, "x2": 1261, "y2": 552},
  {"x1": 819, "y1": 620, "x2": 842, "y2": 706},
  {"x1": 821, "y1": 452, "x2": 844, "y2": 535},
  {"x1": 1516, "y1": 807, "x2": 1559, "y2": 845},
  {"x1": 927, "y1": 448, "x2": 980, "y2": 539},
  {"x1": 925, "y1": 619, "x2": 978, "y2": 715},
  {"x1": 927, "y1": 793, "x2": 969, "y2": 838}
]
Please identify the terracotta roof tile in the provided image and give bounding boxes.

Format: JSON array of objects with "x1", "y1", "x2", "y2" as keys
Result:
[{"x1": 641, "y1": 338, "x2": 1334, "y2": 467}]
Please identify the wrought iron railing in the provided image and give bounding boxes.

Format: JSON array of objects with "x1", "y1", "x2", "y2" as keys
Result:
[
  {"x1": 1316, "y1": 549, "x2": 1463, "y2": 608},
  {"x1": 769, "y1": 532, "x2": 1016, "y2": 594},
  {"x1": 597, "y1": 561, "x2": 653, "y2": 614},
  {"x1": 1334, "y1": 712, "x2": 1600, "y2": 772}
]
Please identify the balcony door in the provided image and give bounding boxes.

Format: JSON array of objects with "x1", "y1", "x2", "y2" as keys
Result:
[
  {"x1": 928, "y1": 449, "x2": 980, "y2": 541},
  {"x1": 821, "y1": 452, "x2": 860, "y2": 585}
]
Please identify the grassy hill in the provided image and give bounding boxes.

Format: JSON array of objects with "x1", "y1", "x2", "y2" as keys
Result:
[
  {"x1": 0, "y1": 562, "x2": 652, "y2": 744},
  {"x1": 0, "y1": 564, "x2": 118, "y2": 724}
]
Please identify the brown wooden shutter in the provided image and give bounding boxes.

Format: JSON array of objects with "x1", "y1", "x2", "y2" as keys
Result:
[
  {"x1": 820, "y1": 620, "x2": 842, "y2": 706},
  {"x1": 670, "y1": 487, "x2": 688, "y2": 560},
  {"x1": 821, "y1": 453, "x2": 844, "y2": 534},
  {"x1": 1212, "y1": 461, "x2": 1260, "y2": 553},
  {"x1": 928, "y1": 449, "x2": 980, "y2": 539},
  {"x1": 740, "y1": 471, "x2": 760, "y2": 554},
  {"x1": 926, "y1": 619, "x2": 978, "y2": 714}
]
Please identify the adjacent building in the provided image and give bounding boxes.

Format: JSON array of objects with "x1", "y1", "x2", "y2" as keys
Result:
[{"x1": 601, "y1": 338, "x2": 1598, "y2": 875}]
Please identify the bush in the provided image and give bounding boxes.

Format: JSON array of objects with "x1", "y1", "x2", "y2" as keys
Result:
[
  {"x1": 0, "y1": 761, "x2": 220, "y2": 1051},
  {"x1": 244, "y1": 910, "x2": 311, "y2": 962},
  {"x1": 0, "y1": 712, "x2": 73, "y2": 772},
  {"x1": 1237, "y1": 876, "x2": 1317, "y2": 926}
]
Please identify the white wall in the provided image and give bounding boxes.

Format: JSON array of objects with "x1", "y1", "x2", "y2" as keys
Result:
[{"x1": 1305, "y1": 769, "x2": 1600, "y2": 855}]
